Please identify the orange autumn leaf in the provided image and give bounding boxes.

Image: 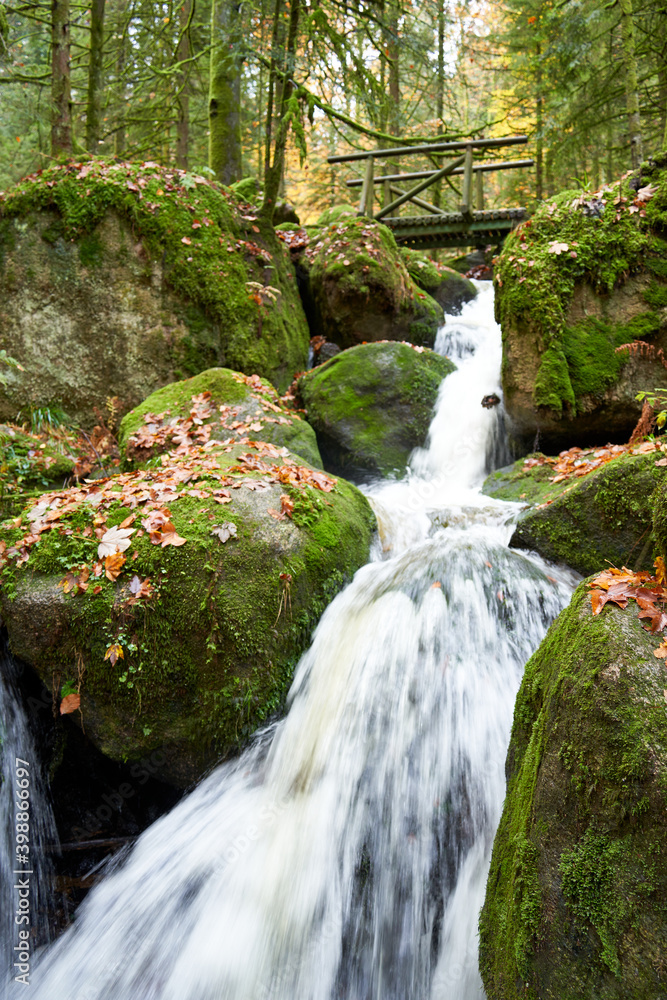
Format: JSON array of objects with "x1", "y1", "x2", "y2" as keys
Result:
[
  {"x1": 60, "y1": 693, "x2": 81, "y2": 715},
  {"x1": 104, "y1": 551, "x2": 126, "y2": 581}
]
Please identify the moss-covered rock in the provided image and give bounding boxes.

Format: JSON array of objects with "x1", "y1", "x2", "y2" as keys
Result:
[
  {"x1": 483, "y1": 450, "x2": 664, "y2": 575},
  {"x1": 119, "y1": 367, "x2": 322, "y2": 469},
  {"x1": 496, "y1": 153, "x2": 667, "y2": 452},
  {"x1": 400, "y1": 247, "x2": 477, "y2": 314},
  {"x1": 315, "y1": 204, "x2": 357, "y2": 226},
  {"x1": 305, "y1": 218, "x2": 444, "y2": 348},
  {"x1": 298, "y1": 341, "x2": 455, "y2": 478},
  {"x1": 0, "y1": 159, "x2": 310, "y2": 427},
  {"x1": 0, "y1": 442, "x2": 375, "y2": 788},
  {"x1": 480, "y1": 582, "x2": 667, "y2": 999}
]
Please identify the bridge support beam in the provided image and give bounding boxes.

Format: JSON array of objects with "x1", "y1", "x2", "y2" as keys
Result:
[
  {"x1": 357, "y1": 156, "x2": 375, "y2": 216},
  {"x1": 374, "y1": 155, "x2": 465, "y2": 221}
]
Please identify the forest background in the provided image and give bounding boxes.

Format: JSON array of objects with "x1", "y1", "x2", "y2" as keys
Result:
[{"x1": 0, "y1": 0, "x2": 665, "y2": 224}]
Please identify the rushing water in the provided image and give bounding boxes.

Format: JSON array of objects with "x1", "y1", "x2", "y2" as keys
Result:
[
  {"x1": 5, "y1": 283, "x2": 577, "y2": 999},
  {"x1": 0, "y1": 643, "x2": 57, "y2": 987}
]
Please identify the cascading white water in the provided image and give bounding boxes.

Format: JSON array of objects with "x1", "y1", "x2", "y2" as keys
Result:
[
  {"x1": 7, "y1": 283, "x2": 578, "y2": 1000},
  {"x1": 0, "y1": 644, "x2": 57, "y2": 987}
]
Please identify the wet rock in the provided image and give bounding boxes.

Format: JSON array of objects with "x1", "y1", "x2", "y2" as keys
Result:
[
  {"x1": 400, "y1": 247, "x2": 478, "y2": 314},
  {"x1": 0, "y1": 390, "x2": 375, "y2": 787},
  {"x1": 119, "y1": 366, "x2": 323, "y2": 470},
  {"x1": 483, "y1": 448, "x2": 664, "y2": 575},
  {"x1": 299, "y1": 340, "x2": 455, "y2": 478},
  {"x1": 495, "y1": 155, "x2": 667, "y2": 453},
  {"x1": 480, "y1": 581, "x2": 667, "y2": 999},
  {"x1": 304, "y1": 218, "x2": 443, "y2": 349},
  {"x1": 0, "y1": 159, "x2": 310, "y2": 428}
]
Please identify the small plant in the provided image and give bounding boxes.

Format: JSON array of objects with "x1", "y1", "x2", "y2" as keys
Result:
[{"x1": 0, "y1": 350, "x2": 24, "y2": 388}]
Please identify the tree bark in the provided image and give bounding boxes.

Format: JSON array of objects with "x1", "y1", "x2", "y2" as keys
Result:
[
  {"x1": 209, "y1": 0, "x2": 244, "y2": 185},
  {"x1": 535, "y1": 43, "x2": 543, "y2": 202},
  {"x1": 619, "y1": 0, "x2": 643, "y2": 168},
  {"x1": 86, "y1": 0, "x2": 105, "y2": 152},
  {"x1": 176, "y1": 0, "x2": 192, "y2": 169},
  {"x1": 261, "y1": 0, "x2": 300, "y2": 219},
  {"x1": 433, "y1": 0, "x2": 445, "y2": 211},
  {"x1": 51, "y1": 0, "x2": 72, "y2": 156}
]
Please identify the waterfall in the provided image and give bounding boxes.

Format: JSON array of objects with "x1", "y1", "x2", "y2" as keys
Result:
[
  {"x1": 0, "y1": 643, "x2": 57, "y2": 989},
  {"x1": 8, "y1": 283, "x2": 577, "y2": 1000}
]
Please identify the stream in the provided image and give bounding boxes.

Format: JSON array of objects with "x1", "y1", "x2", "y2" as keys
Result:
[{"x1": 2, "y1": 283, "x2": 577, "y2": 999}]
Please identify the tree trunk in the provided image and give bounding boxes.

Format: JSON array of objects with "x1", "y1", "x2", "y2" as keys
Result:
[
  {"x1": 113, "y1": 0, "x2": 128, "y2": 157},
  {"x1": 176, "y1": 0, "x2": 192, "y2": 170},
  {"x1": 619, "y1": 0, "x2": 643, "y2": 168},
  {"x1": 209, "y1": 0, "x2": 244, "y2": 185},
  {"x1": 535, "y1": 43, "x2": 543, "y2": 202},
  {"x1": 86, "y1": 0, "x2": 105, "y2": 152},
  {"x1": 51, "y1": 0, "x2": 72, "y2": 156},
  {"x1": 433, "y1": 0, "x2": 445, "y2": 211},
  {"x1": 387, "y1": 0, "x2": 400, "y2": 137},
  {"x1": 261, "y1": 0, "x2": 300, "y2": 219}
]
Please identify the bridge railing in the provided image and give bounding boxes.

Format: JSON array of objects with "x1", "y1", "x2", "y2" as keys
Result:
[{"x1": 327, "y1": 135, "x2": 532, "y2": 223}]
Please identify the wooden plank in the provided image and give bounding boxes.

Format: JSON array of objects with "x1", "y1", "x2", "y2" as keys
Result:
[
  {"x1": 357, "y1": 156, "x2": 374, "y2": 216},
  {"x1": 476, "y1": 170, "x2": 485, "y2": 210},
  {"x1": 346, "y1": 159, "x2": 534, "y2": 187},
  {"x1": 374, "y1": 155, "x2": 466, "y2": 220},
  {"x1": 460, "y1": 146, "x2": 474, "y2": 222},
  {"x1": 328, "y1": 135, "x2": 528, "y2": 164},
  {"x1": 389, "y1": 185, "x2": 444, "y2": 215}
]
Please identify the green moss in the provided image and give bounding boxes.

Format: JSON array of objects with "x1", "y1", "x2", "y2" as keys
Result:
[
  {"x1": 118, "y1": 366, "x2": 322, "y2": 469},
  {"x1": 315, "y1": 204, "x2": 357, "y2": 226},
  {"x1": 533, "y1": 347, "x2": 575, "y2": 414},
  {"x1": 0, "y1": 158, "x2": 310, "y2": 391},
  {"x1": 299, "y1": 341, "x2": 455, "y2": 477},
  {"x1": 480, "y1": 584, "x2": 667, "y2": 999}
]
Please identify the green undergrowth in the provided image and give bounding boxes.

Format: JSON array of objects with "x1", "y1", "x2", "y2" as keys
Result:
[
  {"x1": 0, "y1": 158, "x2": 309, "y2": 390},
  {"x1": 480, "y1": 585, "x2": 667, "y2": 999},
  {"x1": 495, "y1": 151, "x2": 667, "y2": 416}
]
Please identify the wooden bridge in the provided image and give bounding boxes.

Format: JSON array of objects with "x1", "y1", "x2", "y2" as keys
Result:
[{"x1": 327, "y1": 136, "x2": 532, "y2": 250}]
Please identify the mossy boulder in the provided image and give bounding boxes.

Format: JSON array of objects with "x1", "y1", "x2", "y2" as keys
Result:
[
  {"x1": 304, "y1": 218, "x2": 444, "y2": 348},
  {"x1": 483, "y1": 449, "x2": 665, "y2": 575},
  {"x1": 315, "y1": 204, "x2": 357, "y2": 226},
  {"x1": 0, "y1": 159, "x2": 310, "y2": 427},
  {"x1": 119, "y1": 367, "x2": 322, "y2": 469},
  {"x1": 400, "y1": 247, "x2": 477, "y2": 314},
  {"x1": 298, "y1": 341, "x2": 455, "y2": 478},
  {"x1": 480, "y1": 582, "x2": 667, "y2": 999},
  {"x1": 496, "y1": 153, "x2": 667, "y2": 452},
  {"x1": 0, "y1": 442, "x2": 375, "y2": 788}
]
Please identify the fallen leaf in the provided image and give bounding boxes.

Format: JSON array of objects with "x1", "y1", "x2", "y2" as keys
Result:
[
  {"x1": 105, "y1": 551, "x2": 126, "y2": 581},
  {"x1": 211, "y1": 522, "x2": 237, "y2": 543},
  {"x1": 98, "y1": 525, "x2": 135, "y2": 558},
  {"x1": 104, "y1": 643, "x2": 124, "y2": 666},
  {"x1": 60, "y1": 693, "x2": 81, "y2": 715}
]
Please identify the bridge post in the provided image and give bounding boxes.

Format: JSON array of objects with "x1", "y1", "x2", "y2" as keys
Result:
[
  {"x1": 475, "y1": 169, "x2": 485, "y2": 210},
  {"x1": 460, "y1": 144, "x2": 474, "y2": 222},
  {"x1": 358, "y1": 156, "x2": 375, "y2": 216}
]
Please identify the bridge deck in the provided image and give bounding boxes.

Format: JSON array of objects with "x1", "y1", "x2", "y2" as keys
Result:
[{"x1": 381, "y1": 207, "x2": 527, "y2": 250}]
